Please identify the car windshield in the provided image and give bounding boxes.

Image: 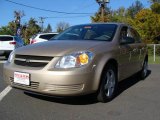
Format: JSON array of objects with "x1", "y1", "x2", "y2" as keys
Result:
[{"x1": 53, "y1": 24, "x2": 117, "y2": 41}]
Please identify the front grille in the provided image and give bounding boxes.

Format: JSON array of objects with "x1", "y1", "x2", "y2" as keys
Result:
[
  {"x1": 10, "y1": 77, "x2": 39, "y2": 89},
  {"x1": 14, "y1": 54, "x2": 53, "y2": 67}
]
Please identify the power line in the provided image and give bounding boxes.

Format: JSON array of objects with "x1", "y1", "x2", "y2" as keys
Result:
[
  {"x1": 39, "y1": 17, "x2": 45, "y2": 32},
  {"x1": 43, "y1": 15, "x2": 91, "y2": 19},
  {"x1": 5, "y1": 0, "x2": 94, "y2": 15},
  {"x1": 70, "y1": 2, "x2": 96, "y2": 12}
]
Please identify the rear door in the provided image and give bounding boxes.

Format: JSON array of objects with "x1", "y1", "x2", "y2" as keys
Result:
[{"x1": 0, "y1": 36, "x2": 15, "y2": 50}]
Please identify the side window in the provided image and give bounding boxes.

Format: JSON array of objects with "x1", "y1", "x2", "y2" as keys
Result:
[
  {"x1": 129, "y1": 28, "x2": 141, "y2": 43},
  {"x1": 120, "y1": 26, "x2": 137, "y2": 44},
  {"x1": 46, "y1": 34, "x2": 56, "y2": 40},
  {"x1": 39, "y1": 35, "x2": 49, "y2": 40},
  {"x1": 40, "y1": 34, "x2": 58, "y2": 40},
  {"x1": 120, "y1": 26, "x2": 128, "y2": 43}
]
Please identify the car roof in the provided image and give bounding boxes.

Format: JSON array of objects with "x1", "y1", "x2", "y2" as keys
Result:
[
  {"x1": 37, "y1": 32, "x2": 59, "y2": 35},
  {"x1": 74, "y1": 22, "x2": 130, "y2": 27}
]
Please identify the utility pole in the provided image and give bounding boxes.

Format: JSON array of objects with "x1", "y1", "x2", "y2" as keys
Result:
[
  {"x1": 39, "y1": 17, "x2": 46, "y2": 32},
  {"x1": 96, "y1": 0, "x2": 110, "y2": 22},
  {"x1": 14, "y1": 11, "x2": 25, "y2": 36}
]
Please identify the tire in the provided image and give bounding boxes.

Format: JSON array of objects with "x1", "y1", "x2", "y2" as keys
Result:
[
  {"x1": 140, "y1": 59, "x2": 148, "y2": 80},
  {"x1": 97, "y1": 64, "x2": 118, "y2": 103}
]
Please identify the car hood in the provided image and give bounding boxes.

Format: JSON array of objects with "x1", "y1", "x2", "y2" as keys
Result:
[{"x1": 15, "y1": 40, "x2": 105, "y2": 56}]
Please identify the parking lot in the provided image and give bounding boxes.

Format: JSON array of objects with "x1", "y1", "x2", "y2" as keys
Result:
[{"x1": 0, "y1": 56, "x2": 160, "y2": 120}]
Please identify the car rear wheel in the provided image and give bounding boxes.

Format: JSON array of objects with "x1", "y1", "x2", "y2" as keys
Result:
[
  {"x1": 97, "y1": 64, "x2": 118, "y2": 103},
  {"x1": 140, "y1": 59, "x2": 148, "y2": 80}
]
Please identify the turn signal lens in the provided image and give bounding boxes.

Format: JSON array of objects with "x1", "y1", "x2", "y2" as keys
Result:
[{"x1": 78, "y1": 53, "x2": 89, "y2": 65}]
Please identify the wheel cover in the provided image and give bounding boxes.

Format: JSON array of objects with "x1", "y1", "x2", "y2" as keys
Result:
[{"x1": 104, "y1": 69, "x2": 116, "y2": 97}]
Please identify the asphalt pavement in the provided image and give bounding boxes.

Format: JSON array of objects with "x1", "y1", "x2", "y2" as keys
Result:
[
  {"x1": 0, "y1": 60, "x2": 160, "y2": 120},
  {"x1": 0, "y1": 57, "x2": 7, "y2": 92}
]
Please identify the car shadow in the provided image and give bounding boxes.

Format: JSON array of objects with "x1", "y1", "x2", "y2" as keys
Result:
[
  {"x1": 116, "y1": 70, "x2": 151, "y2": 97},
  {"x1": 24, "y1": 91, "x2": 98, "y2": 105},
  {"x1": 24, "y1": 70, "x2": 151, "y2": 105}
]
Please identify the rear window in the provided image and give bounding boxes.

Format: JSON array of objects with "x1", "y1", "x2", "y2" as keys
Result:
[
  {"x1": 39, "y1": 34, "x2": 57, "y2": 40},
  {"x1": 0, "y1": 36, "x2": 13, "y2": 41}
]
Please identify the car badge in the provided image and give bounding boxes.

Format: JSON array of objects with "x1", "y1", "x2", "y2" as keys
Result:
[{"x1": 25, "y1": 59, "x2": 30, "y2": 63}]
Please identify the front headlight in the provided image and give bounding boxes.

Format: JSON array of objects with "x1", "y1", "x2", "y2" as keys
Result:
[
  {"x1": 55, "y1": 51, "x2": 94, "y2": 68},
  {"x1": 8, "y1": 51, "x2": 14, "y2": 63}
]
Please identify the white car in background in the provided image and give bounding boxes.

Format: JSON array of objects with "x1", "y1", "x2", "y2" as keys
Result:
[
  {"x1": 0, "y1": 35, "x2": 24, "y2": 58},
  {"x1": 30, "y1": 32, "x2": 58, "y2": 44}
]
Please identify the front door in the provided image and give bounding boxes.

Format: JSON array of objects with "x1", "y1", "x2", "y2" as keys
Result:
[{"x1": 118, "y1": 26, "x2": 134, "y2": 80}]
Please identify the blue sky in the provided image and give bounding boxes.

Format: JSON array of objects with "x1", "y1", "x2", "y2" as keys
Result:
[{"x1": 0, "y1": 0, "x2": 150, "y2": 31}]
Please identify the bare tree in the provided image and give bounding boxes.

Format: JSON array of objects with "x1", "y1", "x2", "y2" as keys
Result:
[{"x1": 56, "y1": 22, "x2": 70, "y2": 32}]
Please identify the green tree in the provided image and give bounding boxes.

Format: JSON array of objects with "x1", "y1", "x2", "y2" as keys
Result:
[
  {"x1": 151, "y1": 2, "x2": 160, "y2": 14},
  {"x1": 91, "y1": 6, "x2": 111, "y2": 22},
  {"x1": 44, "y1": 24, "x2": 52, "y2": 33},
  {"x1": 126, "y1": 0, "x2": 144, "y2": 18},
  {"x1": 150, "y1": 0, "x2": 160, "y2": 3},
  {"x1": 23, "y1": 18, "x2": 41, "y2": 44},
  {"x1": 0, "y1": 21, "x2": 16, "y2": 35},
  {"x1": 110, "y1": 7, "x2": 128, "y2": 23},
  {"x1": 8, "y1": 21, "x2": 17, "y2": 35},
  {"x1": 0, "y1": 26, "x2": 13, "y2": 35},
  {"x1": 131, "y1": 9, "x2": 160, "y2": 43}
]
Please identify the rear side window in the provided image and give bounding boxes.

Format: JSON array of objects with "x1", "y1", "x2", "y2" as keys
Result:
[
  {"x1": 0, "y1": 36, "x2": 13, "y2": 41},
  {"x1": 39, "y1": 34, "x2": 57, "y2": 40},
  {"x1": 120, "y1": 26, "x2": 141, "y2": 44},
  {"x1": 129, "y1": 28, "x2": 141, "y2": 43}
]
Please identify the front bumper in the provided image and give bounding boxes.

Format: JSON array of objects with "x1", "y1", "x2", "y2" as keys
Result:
[{"x1": 3, "y1": 63, "x2": 97, "y2": 96}]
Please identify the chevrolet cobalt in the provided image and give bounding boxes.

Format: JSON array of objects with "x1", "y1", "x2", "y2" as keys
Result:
[{"x1": 3, "y1": 23, "x2": 148, "y2": 102}]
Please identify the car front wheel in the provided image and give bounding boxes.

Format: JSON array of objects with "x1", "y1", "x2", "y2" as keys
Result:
[{"x1": 97, "y1": 64, "x2": 118, "y2": 103}]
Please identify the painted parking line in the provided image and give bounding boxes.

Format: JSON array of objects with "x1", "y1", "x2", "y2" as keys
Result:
[
  {"x1": 0, "y1": 61, "x2": 6, "y2": 63},
  {"x1": 0, "y1": 86, "x2": 12, "y2": 102}
]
